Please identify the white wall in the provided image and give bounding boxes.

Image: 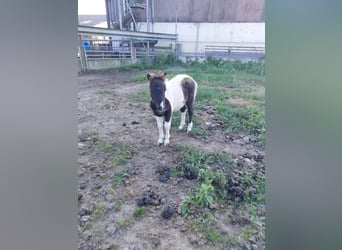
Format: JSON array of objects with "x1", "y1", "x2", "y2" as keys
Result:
[{"x1": 138, "y1": 22, "x2": 265, "y2": 53}]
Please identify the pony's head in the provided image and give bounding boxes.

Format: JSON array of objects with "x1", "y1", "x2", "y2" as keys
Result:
[{"x1": 147, "y1": 72, "x2": 167, "y2": 112}]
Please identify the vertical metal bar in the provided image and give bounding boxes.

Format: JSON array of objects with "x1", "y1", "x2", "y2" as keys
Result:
[
  {"x1": 151, "y1": 0, "x2": 154, "y2": 32},
  {"x1": 118, "y1": 0, "x2": 123, "y2": 30},
  {"x1": 146, "y1": 0, "x2": 150, "y2": 32},
  {"x1": 105, "y1": 0, "x2": 111, "y2": 28},
  {"x1": 147, "y1": 41, "x2": 150, "y2": 62},
  {"x1": 79, "y1": 45, "x2": 88, "y2": 72}
]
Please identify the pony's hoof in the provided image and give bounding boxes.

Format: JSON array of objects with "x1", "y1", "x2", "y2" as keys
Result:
[
  {"x1": 178, "y1": 126, "x2": 184, "y2": 130},
  {"x1": 158, "y1": 142, "x2": 163, "y2": 146}
]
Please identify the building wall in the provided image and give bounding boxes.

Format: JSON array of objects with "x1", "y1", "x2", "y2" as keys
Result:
[
  {"x1": 137, "y1": 0, "x2": 265, "y2": 22},
  {"x1": 138, "y1": 22, "x2": 265, "y2": 53}
]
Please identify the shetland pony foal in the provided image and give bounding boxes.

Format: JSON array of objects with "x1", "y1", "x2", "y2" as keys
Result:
[{"x1": 147, "y1": 72, "x2": 198, "y2": 145}]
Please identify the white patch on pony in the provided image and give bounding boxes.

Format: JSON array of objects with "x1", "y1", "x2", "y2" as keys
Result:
[
  {"x1": 187, "y1": 121, "x2": 193, "y2": 133},
  {"x1": 155, "y1": 116, "x2": 164, "y2": 144},
  {"x1": 160, "y1": 101, "x2": 164, "y2": 109},
  {"x1": 164, "y1": 120, "x2": 171, "y2": 145},
  {"x1": 178, "y1": 112, "x2": 186, "y2": 130}
]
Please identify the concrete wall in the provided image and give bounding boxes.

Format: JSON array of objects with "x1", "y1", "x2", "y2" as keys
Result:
[
  {"x1": 138, "y1": 22, "x2": 265, "y2": 53},
  {"x1": 78, "y1": 58, "x2": 138, "y2": 72}
]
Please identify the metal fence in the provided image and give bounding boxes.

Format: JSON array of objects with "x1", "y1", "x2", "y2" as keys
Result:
[{"x1": 78, "y1": 26, "x2": 178, "y2": 71}]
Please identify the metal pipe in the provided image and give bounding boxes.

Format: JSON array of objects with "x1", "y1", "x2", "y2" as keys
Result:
[{"x1": 78, "y1": 25, "x2": 178, "y2": 40}]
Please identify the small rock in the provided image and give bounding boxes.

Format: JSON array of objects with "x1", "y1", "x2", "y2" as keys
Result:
[
  {"x1": 249, "y1": 187, "x2": 257, "y2": 195},
  {"x1": 175, "y1": 218, "x2": 184, "y2": 226},
  {"x1": 105, "y1": 194, "x2": 114, "y2": 201},
  {"x1": 78, "y1": 194, "x2": 83, "y2": 201},
  {"x1": 79, "y1": 134, "x2": 89, "y2": 142},
  {"x1": 188, "y1": 234, "x2": 199, "y2": 245},
  {"x1": 131, "y1": 121, "x2": 140, "y2": 125},
  {"x1": 243, "y1": 158, "x2": 251, "y2": 165},
  {"x1": 78, "y1": 143, "x2": 86, "y2": 149},
  {"x1": 105, "y1": 225, "x2": 117, "y2": 234},
  {"x1": 159, "y1": 171, "x2": 170, "y2": 183},
  {"x1": 159, "y1": 198, "x2": 167, "y2": 205},
  {"x1": 137, "y1": 197, "x2": 151, "y2": 206},
  {"x1": 251, "y1": 244, "x2": 259, "y2": 250},
  {"x1": 80, "y1": 215, "x2": 90, "y2": 223},
  {"x1": 243, "y1": 136, "x2": 250, "y2": 143},
  {"x1": 180, "y1": 226, "x2": 187, "y2": 232},
  {"x1": 236, "y1": 216, "x2": 251, "y2": 226},
  {"x1": 184, "y1": 170, "x2": 197, "y2": 180},
  {"x1": 88, "y1": 203, "x2": 95, "y2": 213},
  {"x1": 242, "y1": 152, "x2": 253, "y2": 159},
  {"x1": 80, "y1": 183, "x2": 87, "y2": 190},
  {"x1": 255, "y1": 154, "x2": 264, "y2": 162},
  {"x1": 79, "y1": 204, "x2": 93, "y2": 216},
  {"x1": 257, "y1": 206, "x2": 266, "y2": 216},
  {"x1": 151, "y1": 238, "x2": 160, "y2": 248},
  {"x1": 161, "y1": 205, "x2": 174, "y2": 219}
]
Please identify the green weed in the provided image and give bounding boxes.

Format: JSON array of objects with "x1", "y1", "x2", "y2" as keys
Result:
[{"x1": 133, "y1": 206, "x2": 148, "y2": 219}]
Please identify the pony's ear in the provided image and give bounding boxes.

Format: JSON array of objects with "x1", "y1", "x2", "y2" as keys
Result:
[
  {"x1": 162, "y1": 72, "x2": 167, "y2": 80},
  {"x1": 147, "y1": 73, "x2": 152, "y2": 81}
]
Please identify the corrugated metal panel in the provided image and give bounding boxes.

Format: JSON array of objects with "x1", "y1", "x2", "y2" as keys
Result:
[{"x1": 141, "y1": 0, "x2": 265, "y2": 23}]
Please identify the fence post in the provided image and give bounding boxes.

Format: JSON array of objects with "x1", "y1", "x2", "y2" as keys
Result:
[
  {"x1": 176, "y1": 43, "x2": 182, "y2": 61},
  {"x1": 130, "y1": 39, "x2": 136, "y2": 63},
  {"x1": 79, "y1": 45, "x2": 88, "y2": 72}
]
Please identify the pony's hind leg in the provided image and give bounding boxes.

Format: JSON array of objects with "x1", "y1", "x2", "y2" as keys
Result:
[
  {"x1": 178, "y1": 105, "x2": 187, "y2": 130},
  {"x1": 186, "y1": 105, "x2": 194, "y2": 133}
]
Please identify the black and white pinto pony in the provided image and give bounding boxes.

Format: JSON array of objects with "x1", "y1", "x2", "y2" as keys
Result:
[{"x1": 147, "y1": 72, "x2": 198, "y2": 145}]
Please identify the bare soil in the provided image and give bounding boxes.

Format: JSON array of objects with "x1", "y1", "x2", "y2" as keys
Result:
[{"x1": 78, "y1": 71, "x2": 265, "y2": 250}]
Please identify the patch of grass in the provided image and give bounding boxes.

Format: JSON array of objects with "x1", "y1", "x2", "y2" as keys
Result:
[
  {"x1": 99, "y1": 141, "x2": 134, "y2": 167},
  {"x1": 113, "y1": 166, "x2": 132, "y2": 188},
  {"x1": 172, "y1": 147, "x2": 209, "y2": 178},
  {"x1": 113, "y1": 193, "x2": 130, "y2": 211},
  {"x1": 130, "y1": 87, "x2": 150, "y2": 102},
  {"x1": 133, "y1": 206, "x2": 148, "y2": 219},
  {"x1": 82, "y1": 203, "x2": 106, "y2": 232},
  {"x1": 218, "y1": 106, "x2": 265, "y2": 147},
  {"x1": 96, "y1": 89, "x2": 110, "y2": 95},
  {"x1": 176, "y1": 148, "x2": 236, "y2": 214},
  {"x1": 189, "y1": 212, "x2": 223, "y2": 246},
  {"x1": 116, "y1": 216, "x2": 133, "y2": 227},
  {"x1": 241, "y1": 171, "x2": 265, "y2": 204},
  {"x1": 116, "y1": 52, "x2": 181, "y2": 71},
  {"x1": 129, "y1": 73, "x2": 148, "y2": 82}
]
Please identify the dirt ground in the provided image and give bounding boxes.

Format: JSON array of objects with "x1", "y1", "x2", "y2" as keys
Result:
[{"x1": 78, "y1": 70, "x2": 265, "y2": 250}]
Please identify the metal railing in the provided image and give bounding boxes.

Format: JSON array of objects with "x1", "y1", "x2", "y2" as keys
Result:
[{"x1": 78, "y1": 26, "x2": 177, "y2": 71}]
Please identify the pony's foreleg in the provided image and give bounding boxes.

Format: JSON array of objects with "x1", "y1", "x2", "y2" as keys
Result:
[
  {"x1": 164, "y1": 120, "x2": 171, "y2": 145},
  {"x1": 155, "y1": 116, "x2": 165, "y2": 145}
]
